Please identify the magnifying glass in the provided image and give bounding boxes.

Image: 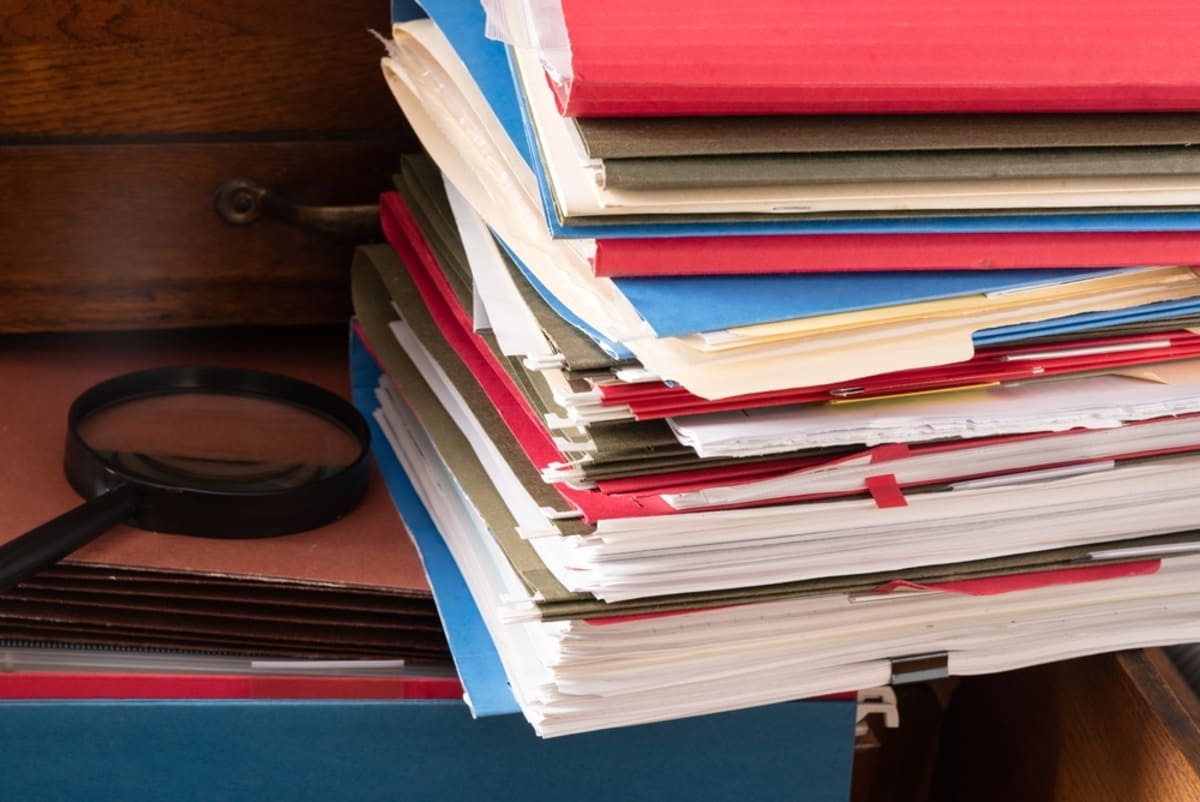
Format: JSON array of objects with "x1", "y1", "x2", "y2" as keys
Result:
[{"x1": 0, "y1": 366, "x2": 371, "y2": 593}]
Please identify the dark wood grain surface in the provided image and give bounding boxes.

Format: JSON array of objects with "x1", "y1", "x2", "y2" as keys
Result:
[
  {"x1": 0, "y1": 0, "x2": 405, "y2": 136},
  {"x1": 934, "y1": 650, "x2": 1200, "y2": 801},
  {"x1": 0, "y1": 0, "x2": 415, "y2": 331}
]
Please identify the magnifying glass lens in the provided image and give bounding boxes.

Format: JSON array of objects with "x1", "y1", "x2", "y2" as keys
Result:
[
  {"x1": 77, "y1": 393, "x2": 364, "y2": 492},
  {"x1": 0, "y1": 366, "x2": 372, "y2": 593}
]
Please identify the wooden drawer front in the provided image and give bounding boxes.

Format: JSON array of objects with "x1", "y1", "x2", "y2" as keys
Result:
[{"x1": 0, "y1": 1, "x2": 415, "y2": 332}]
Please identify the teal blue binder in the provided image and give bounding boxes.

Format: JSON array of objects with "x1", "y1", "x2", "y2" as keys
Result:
[{"x1": 0, "y1": 698, "x2": 855, "y2": 802}]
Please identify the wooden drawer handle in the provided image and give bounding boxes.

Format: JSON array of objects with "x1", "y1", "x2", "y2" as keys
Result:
[{"x1": 213, "y1": 178, "x2": 381, "y2": 239}]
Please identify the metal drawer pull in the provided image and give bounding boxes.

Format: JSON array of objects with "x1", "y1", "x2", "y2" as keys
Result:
[{"x1": 213, "y1": 177, "x2": 381, "y2": 239}]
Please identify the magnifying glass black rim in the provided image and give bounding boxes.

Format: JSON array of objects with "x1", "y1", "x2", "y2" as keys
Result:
[{"x1": 63, "y1": 366, "x2": 372, "y2": 539}]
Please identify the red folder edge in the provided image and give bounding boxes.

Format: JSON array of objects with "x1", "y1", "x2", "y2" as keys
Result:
[
  {"x1": 0, "y1": 672, "x2": 464, "y2": 700},
  {"x1": 593, "y1": 231, "x2": 1200, "y2": 278},
  {"x1": 874, "y1": 559, "x2": 1162, "y2": 596},
  {"x1": 379, "y1": 192, "x2": 679, "y2": 522},
  {"x1": 556, "y1": 0, "x2": 1200, "y2": 116}
]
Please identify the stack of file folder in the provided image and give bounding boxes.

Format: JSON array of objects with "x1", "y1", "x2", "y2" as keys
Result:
[{"x1": 359, "y1": 0, "x2": 1200, "y2": 737}]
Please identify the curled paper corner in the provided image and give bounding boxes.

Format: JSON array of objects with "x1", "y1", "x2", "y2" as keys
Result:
[
  {"x1": 481, "y1": 0, "x2": 570, "y2": 50},
  {"x1": 1114, "y1": 368, "x2": 1171, "y2": 384},
  {"x1": 1110, "y1": 357, "x2": 1200, "y2": 385},
  {"x1": 368, "y1": 27, "x2": 403, "y2": 60}
]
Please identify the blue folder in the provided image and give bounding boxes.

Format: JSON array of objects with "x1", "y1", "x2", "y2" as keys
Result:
[
  {"x1": 400, "y1": 0, "x2": 1200, "y2": 241},
  {"x1": 611, "y1": 269, "x2": 1111, "y2": 338},
  {"x1": 497, "y1": 229, "x2": 1200, "y2": 341},
  {"x1": 0, "y1": 698, "x2": 856, "y2": 802},
  {"x1": 494, "y1": 224, "x2": 1112, "y2": 338},
  {"x1": 350, "y1": 328, "x2": 519, "y2": 716},
  {"x1": 976, "y1": 296, "x2": 1200, "y2": 344}
]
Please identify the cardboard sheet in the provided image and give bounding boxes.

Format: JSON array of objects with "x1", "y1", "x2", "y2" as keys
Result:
[{"x1": 0, "y1": 327, "x2": 443, "y2": 661}]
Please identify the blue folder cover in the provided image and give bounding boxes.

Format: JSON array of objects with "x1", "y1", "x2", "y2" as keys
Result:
[
  {"x1": 494, "y1": 221, "x2": 1112, "y2": 339},
  {"x1": 611, "y1": 269, "x2": 1110, "y2": 338},
  {"x1": 350, "y1": 328, "x2": 519, "y2": 716},
  {"x1": 401, "y1": 0, "x2": 1200, "y2": 241},
  {"x1": 976, "y1": 296, "x2": 1200, "y2": 344},
  {"x1": 0, "y1": 698, "x2": 856, "y2": 802}
]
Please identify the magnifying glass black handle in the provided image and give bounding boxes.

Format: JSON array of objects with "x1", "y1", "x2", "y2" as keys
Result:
[{"x1": 0, "y1": 483, "x2": 140, "y2": 594}]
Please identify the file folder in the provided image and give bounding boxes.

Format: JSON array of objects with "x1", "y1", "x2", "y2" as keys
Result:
[
  {"x1": 542, "y1": 0, "x2": 1200, "y2": 116},
  {"x1": 393, "y1": 0, "x2": 1200, "y2": 240},
  {"x1": 0, "y1": 698, "x2": 856, "y2": 802}
]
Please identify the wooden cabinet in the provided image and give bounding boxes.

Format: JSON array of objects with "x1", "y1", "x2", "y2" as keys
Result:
[
  {"x1": 933, "y1": 650, "x2": 1200, "y2": 801},
  {"x1": 0, "y1": 0, "x2": 413, "y2": 332}
]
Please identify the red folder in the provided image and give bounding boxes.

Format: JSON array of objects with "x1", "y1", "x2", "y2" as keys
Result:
[
  {"x1": 380, "y1": 191, "x2": 1200, "y2": 517},
  {"x1": 592, "y1": 230, "x2": 1200, "y2": 278},
  {"x1": 871, "y1": 560, "x2": 1162, "y2": 597},
  {"x1": 585, "y1": 559, "x2": 1164, "y2": 623},
  {"x1": 591, "y1": 418, "x2": 1200, "y2": 508},
  {"x1": 0, "y1": 672, "x2": 462, "y2": 700},
  {"x1": 553, "y1": 0, "x2": 1200, "y2": 116},
  {"x1": 596, "y1": 331, "x2": 1200, "y2": 420},
  {"x1": 380, "y1": 191, "x2": 678, "y2": 522}
]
